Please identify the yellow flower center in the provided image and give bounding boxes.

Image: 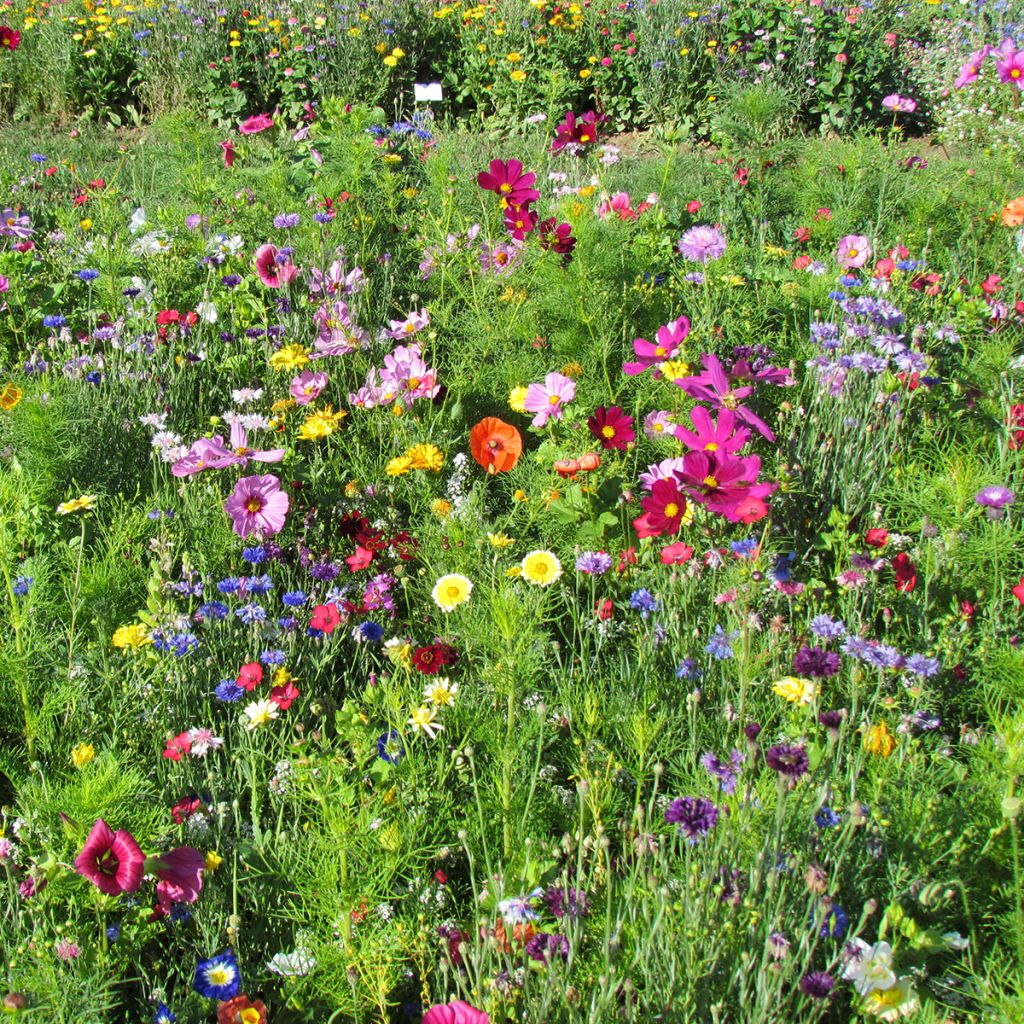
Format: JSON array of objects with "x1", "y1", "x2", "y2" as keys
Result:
[
  {"x1": 704, "y1": 441, "x2": 719, "y2": 451},
  {"x1": 601, "y1": 425, "x2": 616, "y2": 438},
  {"x1": 246, "y1": 497, "x2": 263, "y2": 513},
  {"x1": 703, "y1": 475, "x2": 718, "y2": 488},
  {"x1": 664, "y1": 502, "x2": 679, "y2": 518},
  {"x1": 548, "y1": 394, "x2": 561, "y2": 405},
  {"x1": 500, "y1": 183, "x2": 512, "y2": 193}
]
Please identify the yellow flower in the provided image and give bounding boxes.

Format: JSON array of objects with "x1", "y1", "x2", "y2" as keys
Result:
[
  {"x1": 391, "y1": 46, "x2": 405, "y2": 57},
  {"x1": 513, "y1": 489, "x2": 527, "y2": 502},
  {"x1": 112, "y1": 623, "x2": 151, "y2": 650},
  {"x1": 384, "y1": 638, "x2": 412, "y2": 666},
  {"x1": 864, "y1": 722, "x2": 896, "y2": 758},
  {"x1": 272, "y1": 666, "x2": 297, "y2": 687},
  {"x1": 408, "y1": 704, "x2": 443, "y2": 738},
  {"x1": 298, "y1": 406, "x2": 347, "y2": 441},
  {"x1": 488, "y1": 533, "x2": 515, "y2": 548},
  {"x1": 268, "y1": 344, "x2": 310, "y2": 371},
  {"x1": 521, "y1": 550, "x2": 562, "y2": 586},
  {"x1": 861, "y1": 978, "x2": 919, "y2": 1019},
  {"x1": 403, "y1": 187, "x2": 419, "y2": 198},
  {"x1": 431, "y1": 573, "x2": 473, "y2": 612},
  {"x1": 383, "y1": 54, "x2": 398, "y2": 66},
  {"x1": 424, "y1": 677, "x2": 459, "y2": 707},
  {"x1": 509, "y1": 385, "x2": 528, "y2": 412},
  {"x1": 407, "y1": 443, "x2": 444, "y2": 472},
  {"x1": 578, "y1": 185, "x2": 596, "y2": 198},
  {"x1": 505, "y1": 565, "x2": 522, "y2": 578},
  {"x1": 510, "y1": 68, "x2": 527, "y2": 82},
  {"x1": 387, "y1": 455, "x2": 414, "y2": 476},
  {"x1": 0, "y1": 383, "x2": 23, "y2": 411},
  {"x1": 204, "y1": 850, "x2": 223, "y2": 872},
  {"x1": 57, "y1": 494, "x2": 98, "y2": 515},
  {"x1": 658, "y1": 360, "x2": 690, "y2": 385},
  {"x1": 71, "y1": 743, "x2": 95, "y2": 768},
  {"x1": 772, "y1": 676, "x2": 818, "y2": 705},
  {"x1": 432, "y1": 499, "x2": 454, "y2": 519},
  {"x1": 579, "y1": 68, "x2": 591, "y2": 78},
  {"x1": 560, "y1": 361, "x2": 584, "y2": 379}
]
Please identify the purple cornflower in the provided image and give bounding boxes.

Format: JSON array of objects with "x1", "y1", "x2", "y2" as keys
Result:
[
  {"x1": 676, "y1": 658, "x2": 702, "y2": 680},
  {"x1": 214, "y1": 680, "x2": 244, "y2": 702},
  {"x1": 525, "y1": 932, "x2": 570, "y2": 963},
  {"x1": 705, "y1": 625, "x2": 738, "y2": 660},
  {"x1": 975, "y1": 485, "x2": 1014, "y2": 509},
  {"x1": 700, "y1": 749, "x2": 744, "y2": 795},
  {"x1": 273, "y1": 212, "x2": 301, "y2": 229},
  {"x1": 861, "y1": 644, "x2": 903, "y2": 671},
  {"x1": 665, "y1": 796, "x2": 719, "y2": 842},
  {"x1": 792, "y1": 645, "x2": 840, "y2": 678},
  {"x1": 903, "y1": 653, "x2": 940, "y2": 677},
  {"x1": 809, "y1": 614, "x2": 846, "y2": 641},
  {"x1": 799, "y1": 972, "x2": 834, "y2": 999},
  {"x1": 677, "y1": 224, "x2": 727, "y2": 264},
  {"x1": 765, "y1": 744, "x2": 809, "y2": 780},
  {"x1": 543, "y1": 886, "x2": 590, "y2": 921},
  {"x1": 576, "y1": 551, "x2": 612, "y2": 575}
]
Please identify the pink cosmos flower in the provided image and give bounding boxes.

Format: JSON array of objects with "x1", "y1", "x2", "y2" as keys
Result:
[
  {"x1": 476, "y1": 159, "x2": 540, "y2": 207},
  {"x1": 678, "y1": 353, "x2": 775, "y2": 440},
  {"x1": 75, "y1": 820, "x2": 145, "y2": 896},
  {"x1": 639, "y1": 456, "x2": 687, "y2": 491},
  {"x1": 172, "y1": 423, "x2": 283, "y2": 476},
  {"x1": 955, "y1": 48, "x2": 989, "y2": 87},
  {"x1": 881, "y1": 93, "x2": 917, "y2": 112},
  {"x1": 239, "y1": 112, "x2": 274, "y2": 135},
  {"x1": 254, "y1": 243, "x2": 297, "y2": 288},
  {"x1": 523, "y1": 371, "x2": 576, "y2": 428},
  {"x1": 623, "y1": 315, "x2": 690, "y2": 376},
  {"x1": 151, "y1": 846, "x2": 205, "y2": 911},
  {"x1": 643, "y1": 410, "x2": 677, "y2": 441},
  {"x1": 997, "y1": 47, "x2": 1024, "y2": 88},
  {"x1": 381, "y1": 308, "x2": 430, "y2": 341},
  {"x1": 219, "y1": 140, "x2": 236, "y2": 168},
  {"x1": 836, "y1": 234, "x2": 871, "y2": 269},
  {"x1": 312, "y1": 299, "x2": 369, "y2": 356},
  {"x1": 224, "y1": 474, "x2": 290, "y2": 538},
  {"x1": 503, "y1": 204, "x2": 538, "y2": 240},
  {"x1": 597, "y1": 192, "x2": 637, "y2": 221},
  {"x1": 307, "y1": 260, "x2": 364, "y2": 296},
  {"x1": 290, "y1": 370, "x2": 328, "y2": 406},
  {"x1": 550, "y1": 109, "x2": 606, "y2": 152},
  {"x1": 422, "y1": 1001, "x2": 489, "y2": 1024},
  {"x1": 674, "y1": 407, "x2": 750, "y2": 454},
  {"x1": 674, "y1": 449, "x2": 776, "y2": 523},
  {"x1": 379, "y1": 343, "x2": 440, "y2": 406}
]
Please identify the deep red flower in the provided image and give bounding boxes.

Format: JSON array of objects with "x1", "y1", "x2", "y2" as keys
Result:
[
  {"x1": 0, "y1": 27, "x2": 21, "y2": 51},
  {"x1": 219, "y1": 140, "x2": 236, "y2": 168},
  {"x1": 551, "y1": 109, "x2": 606, "y2": 151},
  {"x1": 595, "y1": 598, "x2": 614, "y2": 620},
  {"x1": 237, "y1": 662, "x2": 264, "y2": 691},
  {"x1": 413, "y1": 642, "x2": 459, "y2": 675},
  {"x1": 310, "y1": 603, "x2": 341, "y2": 634},
  {"x1": 1013, "y1": 577, "x2": 1024, "y2": 606},
  {"x1": 270, "y1": 682, "x2": 300, "y2": 709},
  {"x1": 587, "y1": 405, "x2": 635, "y2": 451},
  {"x1": 640, "y1": 478, "x2": 688, "y2": 536},
  {"x1": 163, "y1": 731, "x2": 193, "y2": 761},
  {"x1": 537, "y1": 218, "x2": 576, "y2": 261},
  {"x1": 171, "y1": 795, "x2": 203, "y2": 824},
  {"x1": 892, "y1": 552, "x2": 917, "y2": 592},
  {"x1": 75, "y1": 819, "x2": 145, "y2": 896},
  {"x1": 864, "y1": 528, "x2": 889, "y2": 548},
  {"x1": 152, "y1": 846, "x2": 204, "y2": 910},
  {"x1": 1009, "y1": 404, "x2": 1024, "y2": 449},
  {"x1": 503, "y1": 204, "x2": 537, "y2": 240}
]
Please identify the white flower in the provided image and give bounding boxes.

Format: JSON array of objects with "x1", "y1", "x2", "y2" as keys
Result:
[
  {"x1": 128, "y1": 207, "x2": 147, "y2": 235},
  {"x1": 231, "y1": 387, "x2": 264, "y2": 405},
  {"x1": 195, "y1": 301, "x2": 218, "y2": 323},
  {"x1": 243, "y1": 699, "x2": 279, "y2": 730},
  {"x1": 841, "y1": 938, "x2": 896, "y2": 996},
  {"x1": 267, "y1": 949, "x2": 316, "y2": 977},
  {"x1": 186, "y1": 727, "x2": 224, "y2": 757},
  {"x1": 408, "y1": 705, "x2": 443, "y2": 739},
  {"x1": 424, "y1": 678, "x2": 459, "y2": 707}
]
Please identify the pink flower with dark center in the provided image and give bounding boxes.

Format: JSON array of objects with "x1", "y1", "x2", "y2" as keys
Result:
[
  {"x1": 75, "y1": 819, "x2": 145, "y2": 896},
  {"x1": 239, "y1": 112, "x2": 274, "y2": 135},
  {"x1": 224, "y1": 474, "x2": 290, "y2": 538},
  {"x1": 254, "y1": 243, "x2": 297, "y2": 288},
  {"x1": 996, "y1": 45, "x2": 1024, "y2": 88}
]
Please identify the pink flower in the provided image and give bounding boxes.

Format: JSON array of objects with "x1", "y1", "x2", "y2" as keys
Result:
[
  {"x1": 224, "y1": 474, "x2": 290, "y2": 539},
  {"x1": 379, "y1": 343, "x2": 440, "y2": 406},
  {"x1": 674, "y1": 406, "x2": 750, "y2": 454},
  {"x1": 881, "y1": 93, "x2": 916, "y2": 112},
  {"x1": 151, "y1": 846, "x2": 205, "y2": 911},
  {"x1": 998, "y1": 49, "x2": 1024, "y2": 88},
  {"x1": 597, "y1": 192, "x2": 637, "y2": 220},
  {"x1": 955, "y1": 49, "x2": 988, "y2": 88},
  {"x1": 523, "y1": 371, "x2": 576, "y2": 427},
  {"x1": 219, "y1": 140, "x2": 236, "y2": 168},
  {"x1": 239, "y1": 112, "x2": 274, "y2": 135},
  {"x1": 623, "y1": 316, "x2": 690, "y2": 376},
  {"x1": 836, "y1": 234, "x2": 871, "y2": 269},
  {"x1": 254, "y1": 243, "x2": 297, "y2": 288},
  {"x1": 422, "y1": 1001, "x2": 489, "y2": 1024},
  {"x1": 75, "y1": 820, "x2": 145, "y2": 896},
  {"x1": 290, "y1": 370, "x2": 328, "y2": 406},
  {"x1": 312, "y1": 299, "x2": 368, "y2": 356},
  {"x1": 381, "y1": 307, "x2": 430, "y2": 340},
  {"x1": 163, "y1": 730, "x2": 193, "y2": 761},
  {"x1": 476, "y1": 159, "x2": 540, "y2": 207}
]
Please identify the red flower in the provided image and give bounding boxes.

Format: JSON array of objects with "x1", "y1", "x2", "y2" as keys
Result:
[
  {"x1": 310, "y1": 603, "x2": 341, "y2": 634},
  {"x1": 587, "y1": 405, "x2": 635, "y2": 451},
  {"x1": 551, "y1": 109, "x2": 606, "y2": 151},
  {"x1": 661, "y1": 542, "x2": 694, "y2": 565},
  {"x1": 537, "y1": 218, "x2": 576, "y2": 261},
  {"x1": 469, "y1": 417, "x2": 523, "y2": 474},
  {"x1": 163, "y1": 731, "x2": 193, "y2": 761},
  {"x1": 75, "y1": 819, "x2": 145, "y2": 896},
  {"x1": 171, "y1": 795, "x2": 203, "y2": 824},
  {"x1": 270, "y1": 682, "x2": 300, "y2": 710},
  {"x1": 686, "y1": 200, "x2": 702, "y2": 214},
  {"x1": 595, "y1": 598, "x2": 614, "y2": 620},
  {"x1": 153, "y1": 846, "x2": 205, "y2": 910},
  {"x1": 864, "y1": 528, "x2": 889, "y2": 548},
  {"x1": 413, "y1": 642, "x2": 459, "y2": 674},
  {"x1": 617, "y1": 547, "x2": 637, "y2": 572},
  {"x1": 0, "y1": 27, "x2": 21, "y2": 51},
  {"x1": 218, "y1": 996, "x2": 268, "y2": 1024},
  {"x1": 793, "y1": 226, "x2": 811, "y2": 243},
  {"x1": 640, "y1": 478, "x2": 688, "y2": 535},
  {"x1": 346, "y1": 545, "x2": 374, "y2": 572},
  {"x1": 981, "y1": 274, "x2": 1003, "y2": 295},
  {"x1": 476, "y1": 159, "x2": 540, "y2": 207},
  {"x1": 1013, "y1": 577, "x2": 1024, "y2": 606},
  {"x1": 1009, "y1": 404, "x2": 1024, "y2": 449},
  {"x1": 239, "y1": 112, "x2": 274, "y2": 135},
  {"x1": 219, "y1": 140, "x2": 236, "y2": 168},
  {"x1": 237, "y1": 662, "x2": 264, "y2": 691},
  {"x1": 503, "y1": 204, "x2": 537, "y2": 240},
  {"x1": 892, "y1": 552, "x2": 917, "y2": 592}
]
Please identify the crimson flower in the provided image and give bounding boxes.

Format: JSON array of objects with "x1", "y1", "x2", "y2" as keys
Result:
[
  {"x1": 864, "y1": 528, "x2": 889, "y2": 548},
  {"x1": 675, "y1": 449, "x2": 776, "y2": 523},
  {"x1": 641, "y1": 478, "x2": 688, "y2": 535},
  {"x1": 163, "y1": 731, "x2": 193, "y2": 761},
  {"x1": 1013, "y1": 577, "x2": 1024, "y2": 605},
  {"x1": 551, "y1": 110, "x2": 606, "y2": 152},
  {"x1": 587, "y1": 406, "x2": 635, "y2": 450},
  {"x1": 413, "y1": 642, "x2": 459, "y2": 674},
  {"x1": 270, "y1": 682, "x2": 300, "y2": 710},
  {"x1": 538, "y1": 218, "x2": 576, "y2": 261},
  {"x1": 237, "y1": 662, "x2": 264, "y2": 691},
  {"x1": 219, "y1": 140, "x2": 236, "y2": 168},
  {"x1": 476, "y1": 159, "x2": 540, "y2": 207},
  {"x1": 0, "y1": 26, "x2": 20, "y2": 51},
  {"x1": 239, "y1": 112, "x2": 273, "y2": 135},
  {"x1": 152, "y1": 846, "x2": 204, "y2": 911},
  {"x1": 503, "y1": 204, "x2": 537, "y2": 240},
  {"x1": 75, "y1": 819, "x2": 145, "y2": 896},
  {"x1": 892, "y1": 552, "x2": 917, "y2": 592}
]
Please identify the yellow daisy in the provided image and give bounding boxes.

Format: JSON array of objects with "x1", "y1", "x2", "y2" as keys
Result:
[{"x1": 520, "y1": 550, "x2": 562, "y2": 586}]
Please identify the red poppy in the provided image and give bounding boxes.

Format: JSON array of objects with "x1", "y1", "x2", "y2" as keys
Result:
[
  {"x1": 310, "y1": 603, "x2": 341, "y2": 634},
  {"x1": 892, "y1": 552, "x2": 917, "y2": 592},
  {"x1": 470, "y1": 417, "x2": 522, "y2": 475},
  {"x1": 218, "y1": 995, "x2": 268, "y2": 1024},
  {"x1": 641, "y1": 479, "x2": 688, "y2": 536},
  {"x1": 237, "y1": 662, "x2": 264, "y2": 691},
  {"x1": 163, "y1": 731, "x2": 193, "y2": 762},
  {"x1": 587, "y1": 405, "x2": 635, "y2": 451},
  {"x1": 864, "y1": 528, "x2": 889, "y2": 548},
  {"x1": 661, "y1": 542, "x2": 695, "y2": 565}
]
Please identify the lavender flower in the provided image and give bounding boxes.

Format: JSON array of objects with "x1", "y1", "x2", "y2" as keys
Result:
[
  {"x1": 678, "y1": 224, "x2": 727, "y2": 264},
  {"x1": 765, "y1": 744, "x2": 809, "y2": 780},
  {"x1": 665, "y1": 796, "x2": 719, "y2": 841}
]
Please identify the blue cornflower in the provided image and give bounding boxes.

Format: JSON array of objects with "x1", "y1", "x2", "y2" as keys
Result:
[
  {"x1": 170, "y1": 904, "x2": 192, "y2": 924},
  {"x1": 85, "y1": 371, "x2": 102, "y2": 385},
  {"x1": 235, "y1": 603, "x2": 266, "y2": 625},
  {"x1": 169, "y1": 632, "x2": 200, "y2": 657},
  {"x1": 359, "y1": 621, "x2": 384, "y2": 643},
  {"x1": 221, "y1": 274, "x2": 242, "y2": 288},
  {"x1": 700, "y1": 749, "x2": 744, "y2": 795},
  {"x1": 278, "y1": 616, "x2": 299, "y2": 631},
  {"x1": 282, "y1": 590, "x2": 307, "y2": 607},
  {"x1": 769, "y1": 551, "x2": 796, "y2": 583},
  {"x1": 377, "y1": 730, "x2": 405, "y2": 763},
  {"x1": 260, "y1": 649, "x2": 286, "y2": 665},
  {"x1": 730, "y1": 538, "x2": 759, "y2": 559},
  {"x1": 811, "y1": 902, "x2": 847, "y2": 939},
  {"x1": 247, "y1": 573, "x2": 274, "y2": 595},
  {"x1": 193, "y1": 950, "x2": 242, "y2": 1000},
  {"x1": 313, "y1": 212, "x2": 334, "y2": 224},
  {"x1": 676, "y1": 657, "x2": 702, "y2": 680},
  {"x1": 828, "y1": 290, "x2": 846, "y2": 302},
  {"x1": 77, "y1": 269, "x2": 100, "y2": 282},
  {"x1": 809, "y1": 614, "x2": 846, "y2": 641},
  {"x1": 216, "y1": 577, "x2": 241, "y2": 595},
  {"x1": 106, "y1": 922, "x2": 121, "y2": 942},
  {"x1": 705, "y1": 625, "x2": 738, "y2": 660},
  {"x1": 30, "y1": 153, "x2": 48, "y2": 163},
  {"x1": 629, "y1": 588, "x2": 659, "y2": 618},
  {"x1": 42, "y1": 314, "x2": 66, "y2": 328},
  {"x1": 214, "y1": 679, "x2": 244, "y2": 703},
  {"x1": 862, "y1": 644, "x2": 903, "y2": 670},
  {"x1": 904, "y1": 653, "x2": 940, "y2": 677},
  {"x1": 814, "y1": 806, "x2": 841, "y2": 828},
  {"x1": 309, "y1": 561, "x2": 340, "y2": 582},
  {"x1": 12, "y1": 575, "x2": 33, "y2": 596},
  {"x1": 154, "y1": 1005, "x2": 176, "y2": 1024},
  {"x1": 839, "y1": 274, "x2": 860, "y2": 288},
  {"x1": 197, "y1": 601, "x2": 229, "y2": 621},
  {"x1": 242, "y1": 546, "x2": 267, "y2": 564}
]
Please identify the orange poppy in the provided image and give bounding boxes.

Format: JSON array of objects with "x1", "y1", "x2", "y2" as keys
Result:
[
  {"x1": 1002, "y1": 196, "x2": 1024, "y2": 227},
  {"x1": 554, "y1": 451, "x2": 601, "y2": 479},
  {"x1": 469, "y1": 417, "x2": 523, "y2": 474}
]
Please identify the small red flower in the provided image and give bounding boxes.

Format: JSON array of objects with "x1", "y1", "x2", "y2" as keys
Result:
[
  {"x1": 270, "y1": 682, "x2": 300, "y2": 710},
  {"x1": 346, "y1": 545, "x2": 374, "y2": 572},
  {"x1": 0, "y1": 26, "x2": 21, "y2": 51},
  {"x1": 1013, "y1": 577, "x2": 1024, "y2": 606},
  {"x1": 413, "y1": 642, "x2": 459, "y2": 675},
  {"x1": 864, "y1": 528, "x2": 889, "y2": 548},
  {"x1": 587, "y1": 405, "x2": 635, "y2": 451},
  {"x1": 640, "y1": 478, "x2": 688, "y2": 536},
  {"x1": 163, "y1": 731, "x2": 193, "y2": 761},
  {"x1": 892, "y1": 552, "x2": 917, "y2": 592},
  {"x1": 310, "y1": 603, "x2": 341, "y2": 634},
  {"x1": 595, "y1": 598, "x2": 614, "y2": 620},
  {"x1": 217, "y1": 995, "x2": 268, "y2": 1024},
  {"x1": 660, "y1": 542, "x2": 694, "y2": 565}
]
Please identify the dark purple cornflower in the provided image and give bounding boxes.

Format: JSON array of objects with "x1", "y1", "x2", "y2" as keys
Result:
[
  {"x1": 700, "y1": 749, "x2": 744, "y2": 795},
  {"x1": 765, "y1": 744, "x2": 809, "y2": 780},
  {"x1": 792, "y1": 645, "x2": 840, "y2": 678},
  {"x1": 543, "y1": 886, "x2": 589, "y2": 921},
  {"x1": 665, "y1": 797, "x2": 719, "y2": 841},
  {"x1": 309, "y1": 560, "x2": 340, "y2": 582},
  {"x1": 525, "y1": 932, "x2": 569, "y2": 963},
  {"x1": 799, "y1": 972, "x2": 834, "y2": 999}
]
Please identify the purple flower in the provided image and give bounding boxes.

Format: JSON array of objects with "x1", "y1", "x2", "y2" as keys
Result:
[
  {"x1": 975, "y1": 485, "x2": 1014, "y2": 510},
  {"x1": 665, "y1": 796, "x2": 719, "y2": 841},
  {"x1": 799, "y1": 972, "x2": 834, "y2": 999},
  {"x1": 525, "y1": 932, "x2": 570, "y2": 963},
  {"x1": 274, "y1": 212, "x2": 301, "y2": 229},
  {"x1": 677, "y1": 224, "x2": 727, "y2": 264},
  {"x1": 809, "y1": 614, "x2": 846, "y2": 641},
  {"x1": 576, "y1": 551, "x2": 613, "y2": 575},
  {"x1": 700, "y1": 749, "x2": 744, "y2": 795},
  {"x1": 792, "y1": 645, "x2": 840, "y2": 678},
  {"x1": 543, "y1": 886, "x2": 589, "y2": 920},
  {"x1": 765, "y1": 744, "x2": 809, "y2": 780}
]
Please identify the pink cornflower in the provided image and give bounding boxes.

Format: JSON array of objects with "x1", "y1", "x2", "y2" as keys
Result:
[
  {"x1": 836, "y1": 234, "x2": 871, "y2": 269},
  {"x1": 75, "y1": 820, "x2": 145, "y2": 896},
  {"x1": 186, "y1": 727, "x2": 223, "y2": 757},
  {"x1": 523, "y1": 371, "x2": 576, "y2": 427},
  {"x1": 224, "y1": 474, "x2": 290, "y2": 538},
  {"x1": 290, "y1": 369, "x2": 328, "y2": 406},
  {"x1": 837, "y1": 569, "x2": 868, "y2": 589},
  {"x1": 254, "y1": 243, "x2": 297, "y2": 288},
  {"x1": 56, "y1": 939, "x2": 82, "y2": 961}
]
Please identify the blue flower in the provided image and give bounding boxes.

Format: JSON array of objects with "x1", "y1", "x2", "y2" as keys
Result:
[
  {"x1": 810, "y1": 901, "x2": 847, "y2": 939},
  {"x1": 247, "y1": 573, "x2": 274, "y2": 595},
  {"x1": 814, "y1": 806, "x2": 841, "y2": 828},
  {"x1": 278, "y1": 616, "x2": 299, "y2": 631},
  {"x1": 217, "y1": 577, "x2": 241, "y2": 595},
  {"x1": 235, "y1": 603, "x2": 267, "y2": 625},
  {"x1": 676, "y1": 658, "x2": 701, "y2": 680},
  {"x1": 85, "y1": 371, "x2": 102, "y2": 385},
  {"x1": 282, "y1": 590, "x2": 307, "y2": 607},
  {"x1": 193, "y1": 950, "x2": 242, "y2": 1000},
  {"x1": 704, "y1": 625, "x2": 738, "y2": 660},
  {"x1": 169, "y1": 632, "x2": 200, "y2": 657},
  {"x1": 30, "y1": 153, "x2": 48, "y2": 163},
  {"x1": 809, "y1": 614, "x2": 846, "y2": 641},
  {"x1": 42, "y1": 314, "x2": 66, "y2": 328},
  {"x1": 197, "y1": 601, "x2": 228, "y2": 621},
  {"x1": 242, "y1": 546, "x2": 267, "y2": 564},
  {"x1": 729, "y1": 538, "x2": 759, "y2": 559},
  {"x1": 769, "y1": 552, "x2": 796, "y2": 583},
  {"x1": 260, "y1": 649, "x2": 286, "y2": 665},
  {"x1": 904, "y1": 653, "x2": 940, "y2": 677},
  {"x1": 359, "y1": 621, "x2": 384, "y2": 643},
  {"x1": 106, "y1": 922, "x2": 121, "y2": 942},
  {"x1": 629, "y1": 588, "x2": 658, "y2": 618},
  {"x1": 154, "y1": 1005, "x2": 176, "y2": 1024},
  {"x1": 214, "y1": 679, "x2": 244, "y2": 703},
  {"x1": 377, "y1": 730, "x2": 405, "y2": 763},
  {"x1": 12, "y1": 575, "x2": 33, "y2": 596},
  {"x1": 77, "y1": 269, "x2": 100, "y2": 283}
]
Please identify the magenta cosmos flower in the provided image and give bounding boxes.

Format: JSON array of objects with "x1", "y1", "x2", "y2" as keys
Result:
[
  {"x1": 587, "y1": 405, "x2": 635, "y2": 450},
  {"x1": 524, "y1": 372, "x2": 576, "y2": 428},
  {"x1": 290, "y1": 369, "x2": 328, "y2": 406},
  {"x1": 551, "y1": 109, "x2": 606, "y2": 152},
  {"x1": 422, "y1": 1001, "x2": 489, "y2": 1024},
  {"x1": 254, "y1": 243, "x2": 297, "y2": 288},
  {"x1": 476, "y1": 159, "x2": 540, "y2": 207},
  {"x1": 996, "y1": 46, "x2": 1024, "y2": 88},
  {"x1": 224, "y1": 474, "x2": 290, "y2": 538},
  {"x1": 955, "y1": 47, "x2": 990, "y2": 87},
  {"x1": 836, "y1": 234, "x2": 871, "y2": 269},
  {"x1": 623, "y1": 315, "x2": 690, "y2": 377},
  {"x1": 75, "y1": 819, "x2": 145, "y2": 896}
]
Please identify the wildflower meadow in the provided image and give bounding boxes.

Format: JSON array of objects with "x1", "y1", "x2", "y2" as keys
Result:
[{"x1": 0, "y1": 1, "x2": 1024, "y2": 1022}]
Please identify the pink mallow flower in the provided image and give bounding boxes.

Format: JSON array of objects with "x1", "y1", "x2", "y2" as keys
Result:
[
  {"x1": 836, "y1": 234, "x2": 871, "y2": 269},
  {"x1": 422, "y1": 1002, "x2": 489, "y2": 1024},
  {"x1": 523, "y1": 371, "x2": 576, "y2": 428},
  {"x1": 75, "y1": 819, "x2": 145, "y2": 896},
  {"x1": 224, "y1": 474, "x2": 290, "y2": 538},
  {"x1": 239, "y1": 112, "x2": 274, "y2": 135},
  {"x1": 290, "y1": 370, "x2": 328, "y2": 406},
  {"x1": 623, "y1": 315, "x2": 690, "y2": 376},
  {"x1": 150, "y1": 847, "x2": 205, "y2": 912},
  {"x1": 254, "y1": 243, "x2": 297, "y2": 288}
]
